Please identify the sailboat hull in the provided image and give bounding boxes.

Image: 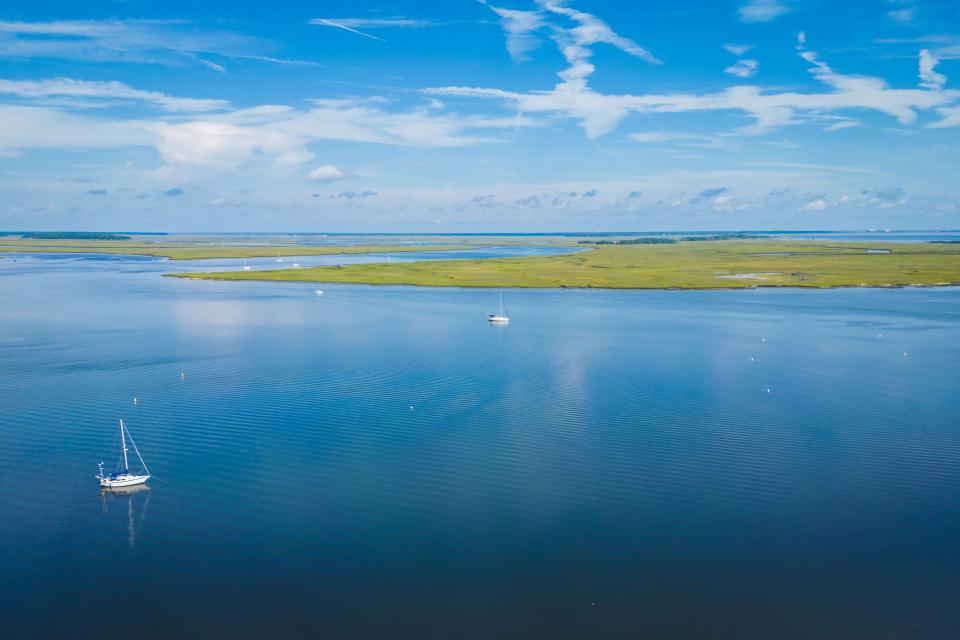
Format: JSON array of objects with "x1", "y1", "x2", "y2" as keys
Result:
[
  {"x1": 488, "y1": 315, "x2": 509, "y2": 324},
  {"x1": 100, "y1": 474, "x2": 150, "y2": 488}
]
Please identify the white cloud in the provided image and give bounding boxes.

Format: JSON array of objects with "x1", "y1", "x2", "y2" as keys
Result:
[
  {"x1": 429, "y1": 35, "x2": 960, "y2": 138},
  {"x1": 928, "y1": 106, "x2": 960, "y2": 129},
  {"x1": 629, "y1": 131, "x2": 721, "y2": 147},
  {"x1": 465, "y1": 0, "x2": 661, "y2": 138},
  {"x1": 197, "y1": 58, "x2": 226, "y2": 73},
  {"x1": 0, "y1": 93, "x2": 540, "y2": 172},
  {"x1": 541, "y1": 0, "x2": 660, "y2": 65},
  {"x1": 480, "y1": 1, "x2": 546, "y2": 62},
  {"x1": 233, "y1": 55, "x2": 322, "y2": 68},
  {"x1": 795, "y1": 45, "x2": 952, "y2": 126},
  {"x1": 919, "y1": 49, "x2": 946, "y2": 90},
  {"x1": 0, "y1": 105, "x2": 151, "y2": 153},
  {"x1": 739, "y1": 0, "x2": 792, "y2": 23},
  {"x1": 725, "y1": 59, "x2": 759, "y2": 78},
  {"x1": 723, "y1": 43, "x2": 755, "y2": 56},
  {"x1": 824, "y1": 120, "x2": 861, "y2": 132},
  {"x1": 0, "y1": 78, "x2": 229, "y2": 112},
  {"x1": 737, "y1": 161, "x2": 889, "y2": 176},
  {"x1": 887, "y1": 8, "x2": 916, "y2": 25},
  {"x1": 308, "y1": 165, "x2": 346, "y2": 182},
  {"x1": 149, "y1": 120, "x2": 312, "y2": 169}
]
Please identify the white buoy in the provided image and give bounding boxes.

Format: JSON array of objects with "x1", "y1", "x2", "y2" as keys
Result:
[
  {"x1": 903, "y1": 352, "x2": 908, "y2": 358},
  {"x1": 761, "y1": 337, "x2": 766, "y2": 343},
  {"x1": 409, "y1": 405, "x2": 414, "y2": 411},
  {"x1": 315, "y1": 289, "x2": 324, "y2": 296},
  {"x1": 750, "y1": 357, "x2": 755, "y2": 362},
  {"x1": 180, "y1": 371, "x2": 185, "y2": 380},
  {"x1": 133, "y1": 397, "x2": 138, "y2": 405}
]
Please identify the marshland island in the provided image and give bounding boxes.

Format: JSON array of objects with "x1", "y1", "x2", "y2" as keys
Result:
[{"x1": 3, "y1": 233, "x2": 960, "y2": 289}]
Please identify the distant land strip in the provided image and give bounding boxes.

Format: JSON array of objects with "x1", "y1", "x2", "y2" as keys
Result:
[{"x1": 0, "y1": 239, "x2": 465, "y2": 260}]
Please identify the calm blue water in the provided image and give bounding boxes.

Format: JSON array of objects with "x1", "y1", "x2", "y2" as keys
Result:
[{"x1": 1, "y1": 253, "x2": 959, "y2": 638}]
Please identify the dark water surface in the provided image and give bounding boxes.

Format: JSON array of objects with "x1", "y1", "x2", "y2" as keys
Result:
[{"x1": 1, "y1": 253, "x2": 959, "y2": 638}]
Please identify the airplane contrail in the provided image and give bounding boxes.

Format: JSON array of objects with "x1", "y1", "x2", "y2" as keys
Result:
[{"x1": 312, "y1": 18, "x2": 385, "y2": 42}]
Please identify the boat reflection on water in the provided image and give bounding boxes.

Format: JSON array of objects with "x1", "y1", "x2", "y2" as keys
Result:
[{"x1": 100, "y1": 484, "x2": 151, "y2": 549}]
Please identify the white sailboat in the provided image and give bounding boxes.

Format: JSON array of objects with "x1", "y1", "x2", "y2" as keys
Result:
[
  {"x1": 97, "y1": 419, "x2": 150, "y2": 488},
  {"x1": 488, "y1": 290, "x2": 510, "y2": 324},
  {"x1": 241, "y1": 260, "x2": 251, "y2": 271}
]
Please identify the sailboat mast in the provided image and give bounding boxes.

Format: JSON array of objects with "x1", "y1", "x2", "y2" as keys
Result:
[{"x1": 120, "y1": 419, "x2": 129, "y2": 472}]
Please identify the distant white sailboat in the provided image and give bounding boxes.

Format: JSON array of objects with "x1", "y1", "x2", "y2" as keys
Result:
[
  {"x1": 242, "y1": 260, "x2": 251, "y2": 271},
  {"x1": 488, "y1": 290, "x2": 509, "y2": 324},
  {"x1": 97, "y1": 419, "x2": 150, "y2": 488}
]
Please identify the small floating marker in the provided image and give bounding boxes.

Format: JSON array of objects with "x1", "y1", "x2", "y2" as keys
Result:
[
  {"x1": 761, "y1": 338, "x2": 766, "y2": 343},
  {"x1": 903, "y1": 352, "x2": 908, "y2": 358},
  {"x1": 180, "y1": 371, "x2": 185, "y2": 380},
  {"x1": 765, "y1": 388, "x2": 771, "y2": 394},
  {"x1": 878, "y1": 333, "x2": 883, "y2": 338},
  {"x1": 133, "y1": 396, "x2": 138, "y2": 405},
  {"x1": 315, "y1": 289, "x2": 324, "y2": 296},
  {"x1": 750, "y1": 357, "x2": 755, "y2": 362},
  {"x1": 409, "y1": 405, "x2": 415, "y2": 411}
]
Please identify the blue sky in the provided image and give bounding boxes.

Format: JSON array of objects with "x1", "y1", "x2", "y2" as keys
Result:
[{"x1": 1, "y1": 0, "x2": 959, "y2": 231}]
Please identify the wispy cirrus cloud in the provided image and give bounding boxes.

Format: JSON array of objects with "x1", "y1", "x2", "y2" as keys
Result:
[
  {"x1": 310, "y1": 17, "x2": 434, "y2": 28},
  {"x1": 0, "y1": 78, "x2": 229, "y2": 112},
  {"x1": 308, "y1": 17, "x2": 434, "y2": 42},
  {"x1": 308, "y1": 19, "x2": 385, "y2": 42},
  {"x1": 0, "y1": 19, "x2": 310, "y2": 70}
]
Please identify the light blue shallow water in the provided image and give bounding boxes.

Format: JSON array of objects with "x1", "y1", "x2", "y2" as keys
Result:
[{"x1": 1, "y1": 253, "x2": 959, "y2": 638}]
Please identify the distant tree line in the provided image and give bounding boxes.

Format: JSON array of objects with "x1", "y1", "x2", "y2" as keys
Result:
[
  {"x1": 578, "y1": 233, "x2": 767, "y2": 245},
  {"x1": 9, "y1": 232, "x2": 132, "y2": 240},
  {"x1": 578, "y1": 238, "x2": 678, "y2": 245}
]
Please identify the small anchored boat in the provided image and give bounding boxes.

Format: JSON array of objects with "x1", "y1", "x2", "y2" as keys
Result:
[
  {"x1": 97, "y1": 419, "x2": 150, "y2": 488},
  {"x1": 488, "y1": 290, "x2": 510, "y2": 324}
]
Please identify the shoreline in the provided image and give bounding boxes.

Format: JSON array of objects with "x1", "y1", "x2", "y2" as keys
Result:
[{"x1": 167, "y1": 273, "x2": 960, "y2": 291}]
